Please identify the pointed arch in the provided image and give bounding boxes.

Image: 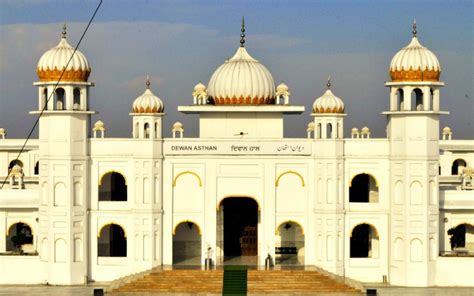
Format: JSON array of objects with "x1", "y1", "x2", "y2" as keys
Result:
[
  {"x1": 349, "y1": 172, "x2": 379, "y2": 187},
  {"x1": 7, "y1": 221, "x2": 35, "y2": 236},
  {"x1": 173, "y1": 220, "x2": 202, "y2": 235},
  {"x1": 172, "y1": 171, "x2": 202, "y2": 187},
  {"x1": 98, "y1": 222, "x2": 127, "y2": 238},
  {"x1": 216, "y1": 195, "x2": 261, "y2": 210},
  {"x1": 99, "y1": 170, "x2": 128, "y2": 185},
  {"x1": 275, "y1": 171, "x2": 305, "y2": 187},
  {"x1": 350, "y1": 223, "x2": 379, "y2": 238},
  {"x1": 276, "y1": 220, "x2": 305, "y2": 235}
]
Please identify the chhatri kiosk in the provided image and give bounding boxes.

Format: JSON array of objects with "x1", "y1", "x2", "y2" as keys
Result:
[{"x1": 0, "y1": 22, "x2": 473, "y2": 287}]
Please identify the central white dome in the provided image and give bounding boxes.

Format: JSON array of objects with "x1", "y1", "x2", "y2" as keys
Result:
[{"x1": 207, "y1": 46, "x2": 276, "y2": 105}]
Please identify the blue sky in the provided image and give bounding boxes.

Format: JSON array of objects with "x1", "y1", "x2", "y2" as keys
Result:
[{"x1": 0, "y1": 0, "x2": 472, "y2": 138}]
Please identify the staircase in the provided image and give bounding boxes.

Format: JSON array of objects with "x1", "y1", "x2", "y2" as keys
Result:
[
  {"x1": 111, "y1": 269, "x2": 223, "y2": 294},
  {"x1": 109, "y1": 267, "x2": 364, "y2": 295},
  {"x1": 248, "y1": 270, "x2": 363, "y2": 294}
]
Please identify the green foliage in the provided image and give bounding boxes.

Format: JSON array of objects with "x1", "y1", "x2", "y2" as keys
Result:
[
  {"x1": 447, "y1": 225, "x2": 466, "y2": 250},
  {"x1": 10, "y1": 232, "x2": 28, "y2": 252}
]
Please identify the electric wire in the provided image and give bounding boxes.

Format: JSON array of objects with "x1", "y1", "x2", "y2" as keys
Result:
[{"x1": 0, "y1": 0, "x2": 103, "y2": 189}]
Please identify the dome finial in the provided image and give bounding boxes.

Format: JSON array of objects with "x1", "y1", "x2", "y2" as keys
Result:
[
  {"x1": 326, "y1": 76, "x2": 331, "y2": 89},
  {"x1": 62, "y1": 22, "x2": 67, "y2": 39},
  {"x1": 412, "y1": 19, "x2": 417, "y2": 37},
  {"x1": 146, "y1": 75, "x2": 151, "y2": 89},
  {"x1": 240, "y1": 16, "x2": 246, "y2": 47}
]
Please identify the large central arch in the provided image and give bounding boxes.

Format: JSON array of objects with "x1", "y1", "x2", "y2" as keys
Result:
[{"x1": 216, "y1": 196, "x2": 259, "y2": 265}]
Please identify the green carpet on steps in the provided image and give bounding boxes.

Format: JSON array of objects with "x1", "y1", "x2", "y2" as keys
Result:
[{"x1": 222, "y1": 265, "x2": 248, "y2": 296}]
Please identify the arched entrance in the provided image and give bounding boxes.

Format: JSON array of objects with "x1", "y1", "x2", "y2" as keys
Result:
[
  {"x1": 275, "y1": 221, "x2": 305, "y2": 265},
  {"x1": 173, "y1": 221, "x2": 201, "y2": 265},
  {"x1": 217, "y1": 197, "x2": 259, "y2": 265}
]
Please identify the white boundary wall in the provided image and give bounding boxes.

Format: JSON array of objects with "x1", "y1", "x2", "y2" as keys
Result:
[
  {"x1": 435, "y1": 257, "x2": 474, "y2": 286},
  {"x1": 0, "y1": 256, "x2": 44, "y2": 284}
]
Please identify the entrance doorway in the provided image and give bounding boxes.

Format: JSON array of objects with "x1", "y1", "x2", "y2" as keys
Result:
[{"x1": 217, "y1": 197, "x2": 258, "y2": 265}]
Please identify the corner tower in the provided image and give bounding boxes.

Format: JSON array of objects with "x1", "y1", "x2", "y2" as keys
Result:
[
  {"x1": 32, "y1": 24, "x2": 94, "y2": 284},
  {"x1": 311, "y1": 78, "x2": 345, "y2": 275},
  {"x1": 130, "y1": 77, "x2": 165, "y2": 269},
  {"x1": 385, "y1": 22, "x2": 445, "y2": 286}
]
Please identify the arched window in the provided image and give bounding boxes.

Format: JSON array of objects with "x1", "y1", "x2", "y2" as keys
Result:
[
  {"x1": 350, "y1": 223, "x2": 379, "y2": 258},
  {"x1": 134, "y1": 122, "x2": 139, "y2": 138},
  {"x1": 154, "y1": 122, "x2": 158, "y2": 139},
  {"x1": 42, "y1": 88, "x2": 48, "y2": 110},
  {"x1": 349, "y1": 174, "x2": 379, "y2": 203},
  {"x1": 397, "y1": 88, "x2": 404, "y2": 111},
  {"x1": 411, "y1": 88, "x2": 423, "y2": 111},
  {"x1": 34, "y1": 161, "x2": 39, "y2": 175},
  {"x1": 326, "y1": 123, "x2": 333, "y2": 139},
  {"x1": 55, "y1": 88, "x2": 65, "y2": 110},
  {"x1": 8, "y1": 159, "x2": 23, "y2": 174},
  {"x1": 98, "y1": 224, "x2": 127, "y2": 257},
  {"x1": 451, "y1": 159, "x2": 467, "y2": 175},
  {"x1": 6, "y1": 222, "x2": 33, "y2": 252},
  {"x1": 99, "y1": 172, "x2": 127, "y2": 201},
  {"x1": 317, "y1": 123, "x2": 322, "y2": 139},
  {"x1": 73, "y1": 88, "x2": 81, "y2": 110},
  {"x1": 430, "y1": 88, "x2": 434, "y2": 111},
  {"x1": 144, "y1": 123, "x2": 150, "y2": 139}
]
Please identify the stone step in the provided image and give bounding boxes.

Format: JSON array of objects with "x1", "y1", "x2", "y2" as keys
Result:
[{"x1": 111, "y1": 268, "x2": 363, "y2": 294}]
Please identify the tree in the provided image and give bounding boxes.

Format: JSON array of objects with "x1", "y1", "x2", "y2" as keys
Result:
[{"x1": 447, "y1": 224, "x2": 466, "y2": 250}]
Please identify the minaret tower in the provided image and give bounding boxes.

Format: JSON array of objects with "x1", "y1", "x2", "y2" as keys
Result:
[
  {"x1": 385, "y1": 21, "x2": 445, "y2": 286},
  {"x1": 311, "y1": 78, "x2": 345, "y2": 275},
  {"x1": 130, "y1": 77, "x2": 165, "y2": 269},
  {"x1": 32, "y1": 24, "x2": 94, "y2": 284}
]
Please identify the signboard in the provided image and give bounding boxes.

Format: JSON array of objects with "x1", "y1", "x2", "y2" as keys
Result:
[{"x1": 163, "y1": 141, "x2": 312, "y2": 156}]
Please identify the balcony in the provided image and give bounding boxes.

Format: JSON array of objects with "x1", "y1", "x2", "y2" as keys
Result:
[{"x1": 0, "y1": 187, "x2": 39, "y2": 208}]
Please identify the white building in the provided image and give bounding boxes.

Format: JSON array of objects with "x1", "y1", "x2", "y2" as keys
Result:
[{"x1": 0, "y1": 22, "x2": 473, "y2": 287}]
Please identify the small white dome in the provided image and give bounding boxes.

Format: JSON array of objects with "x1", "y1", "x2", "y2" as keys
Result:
[
  {"x1": 312, "y1": 79, "x2": 345, "y2": 114},
  {"x1": 93, "y1": 120, "x2": 105, "y2": 131},
  {"x1": 11, "y1": 164, "x2": 23, "y2": 175},
  {"x1": 194, "y1": 82, "x2": 206, "y2": 91},
  {"x1": 36, "y1": 24, "x2": 91, "y2": 82},
  {"x1": 0, "y1": 128, "x2": 5, "y2": 134},
  {"x1": 361, "y1": 126, "x2": 370, "y2": 134},
  {"x1": 277, "y1": 82, "x2": 289, "y2": 93},
  {"x1": 389, "y1": 22, "x2": 441, "y2": 82},
  {"x1": 307, "y1": 122, "x2": 315, "y2": 132},
  {"x1": 351, "y1": 127, "x2": 359, "y2": 134},
  {"x1": 207, "y1": 46, "x2": 275, "y2": 105},
  {"x1": 442, "y1": 126, "x2": 452, "y2": 134},
  {"x1": 132, "y1": 78, "x2": 164, "y2": 113},
  {"x1": 173, "y1": 121, "x2": 183, "y2": 129}
]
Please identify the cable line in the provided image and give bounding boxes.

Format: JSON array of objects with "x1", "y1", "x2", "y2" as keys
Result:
[{"x1": 1, "y1": 0, "x2": 103, "y2": 189}]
